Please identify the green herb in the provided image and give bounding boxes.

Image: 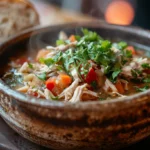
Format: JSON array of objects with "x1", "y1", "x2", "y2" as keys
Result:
[
  {"x1": 3, "y1": 72, "x2": 23, "y2": 87},
  {"x1": 38, "y1": 29, "x2": 141, "y2": 83},
  {"x1": 118, "y1": 41, "x2": 127, "y2": 49},
  {"x1": 144, "y1": 77, "x2": 150, "y2": 83},
  {"x1": 91, "y1": 81, "x2": 98, "y2": 89},
  {"x1": 99, "y1": 98, "x2": 106, "y2": 101},
  {"x1": 124, "y1": 50, "x2": 132, "y2": 58},
  {"x1": 43, "y1": 58, "x2": 55, "y2": 66},
  {"x1": 50, "y1": 96, "x2": 59, "y2": 100},
  {"x1": 131, "y1": 69, "x2": 141, "y2": 78},
  {"x1": 136, "y1": 85, "x2": 149, "y2": 92},
  {"x1": 112, "y1": 70, "x2": 121, "y2": 80},
  {"x1": 36, "y1": 72, "x2": 46, "y2": 81},
  {"x1": 28, "y1": 63, "x2": 33, "y2": 69},
  {"x1": 142, "y1": 63, "x2": 150, "y2": 69},
  {"x1": 56, "y1": 40, "x2": 65, "y2": 46}
]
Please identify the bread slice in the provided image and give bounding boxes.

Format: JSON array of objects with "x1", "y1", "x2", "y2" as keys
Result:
[{"x1": 0, "y1": 0, "x2": 39, "y2": 42}]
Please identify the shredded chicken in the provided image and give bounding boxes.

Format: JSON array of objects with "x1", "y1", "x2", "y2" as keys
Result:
[
  {"x1": 71, "y1": 68, "x2": 81, "y2": 81},
  {"x1": 17, "y1": 85, "x2": 29, "y2": 93},
  {"x1": 69, "y1": 84, "x2": 87, "y2": 103},
  {"x1": 59, "y1": 79, "x2": 79, "y2": 101},
  {"x1": 95, "y1": 69, "x2": 105, "y2": 87},
  {"x1": 44, "y1": 89, "x2": 55, "y2": 100},
  {"x1": 103, "y1": 79, "x2": 118, "y2": 93},
  {"x1": 120, "y1": 79, "x2": 129, "y2": 90},
  {"x1": 18, "y1": 62, "x2": 30, "y2": 73},
  {"x1": 82, "y1": 90, "x2": 98, "y2": 101},
  {"x1": 46, "y1": 41, "x2": 77, "y2": 53},
  {"x1": 121, "y1": 57, "x2": 149, "y2": 78},
  {"x1": 111, "y1": 92, "x2": 126, "y2": 98},
  {"x1": 59, "y1": 31, "x2": 68, "y2": 40}
]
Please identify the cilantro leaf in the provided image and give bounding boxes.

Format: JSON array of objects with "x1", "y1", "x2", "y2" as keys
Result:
[
  {"x1": 118, "y1": 41, "x2": 127, "y2": 49},
  {"x1": 43, "y1": 58, "x2": 55, "y2": 66},
  {"x1": 142, "y1": 63, "x2": 150, "y2": 69},
  {"x1": 136, "y1": 86, "x2": 149, "y2": 92},
  {"x1": 56, "y1": 40, "x2": 65, "y2": 46},
  {"x1": 112, "y1": 70, "x2": 121, "y2": 80},
  {"x1": 144, "y1": 77, "x2": 150, "y2": 83},
  {"x1": 36, "y1": 72, "x2": 46, "y2": 81},
  {"x1": 28, "y1": 63, "x2": 33, "y2": 69}
]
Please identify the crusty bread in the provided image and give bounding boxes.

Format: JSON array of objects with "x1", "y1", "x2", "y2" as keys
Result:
[{"x1": 0, "y1": 0, "x2": 39, "y2": 42}]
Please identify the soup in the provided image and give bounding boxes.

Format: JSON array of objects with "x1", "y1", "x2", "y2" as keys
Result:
[{"x1": 3, "y1": 29, "x2": 150, "y2": 102}]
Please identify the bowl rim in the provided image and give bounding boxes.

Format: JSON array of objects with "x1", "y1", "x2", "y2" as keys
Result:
[{"x1": 0, "y1": 20, "x2": 150, "y2": 110}]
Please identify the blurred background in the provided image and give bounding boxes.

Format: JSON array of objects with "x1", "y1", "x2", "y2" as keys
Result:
[{"x1": 30, "y1": 0, "x2": 150, "y2": 29}]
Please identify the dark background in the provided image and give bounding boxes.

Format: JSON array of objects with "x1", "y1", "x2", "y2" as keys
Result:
[{"x1": 40, "y1": 0, "x2": 150, "y2": 29}]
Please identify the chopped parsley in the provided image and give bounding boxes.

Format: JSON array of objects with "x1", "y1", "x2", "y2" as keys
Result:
[
  {"x1": 28, "y1": 63, "x2": 33, "y2": 69},
  {"x1": 36, "y1": 72, "x2": 46, "y2": 81},
  {"x1": 136, "y1": 86, "x2": 149, "y2": 92},
  {"x1": 142, "y1": 63, "x2": 150, "y2": 69},
  {"x1": 144, "y1": 77, "x2": 150, "y2": 83}
]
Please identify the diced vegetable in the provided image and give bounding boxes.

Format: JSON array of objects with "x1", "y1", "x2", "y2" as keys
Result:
[
  {"x1": 16, "y1": 57, "x2": 28, "y2": 65},
  {"x1": 143, "y1": 69, "x2": 150, "y2": 74},
  {"x1": 115, "y1": 80, "x2": 125, "y2": 94},
  {"x1": 58, "y1": 74, "x2": 72, "y2": 88},
  {"x1": 69, "y1": 35, "x2": 76, "y2": 42},
  {"x1": 46, "y1": 78, "x2": 56, "y2": 91},
  {"x1": 85, "y1": 68, "x2": 97, "y2": 84},
  {"x1": 126, "y1": 46, "x2": 136, "y2": 55}
]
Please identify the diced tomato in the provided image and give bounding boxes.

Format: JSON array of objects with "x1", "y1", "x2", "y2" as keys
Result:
[
  {"x1": 46, "y1": 78, "x2": 56, "y2": 91},
  {"x1": 46, "y1": 74, "x2": 72, "y2": 96},
  {"x1": 30, "y1": 91, "x2": 38, "y2": 97},
  {"x1": 36, "y1": 49, "x2": 50, "y2": 61},
  {"x1": 144, "y1": 69, "x2": 150, "y2": 74},
  {"x1": 126, "y1": 46, "x2": 136, "y2": 55},
  {"x1": 16, "y1": 57, "x2": 28, "y2": 65},
  {"x1": 115, "y1": 80, "x2": 125, "y2": 94},
  {"x1": 69, "y1": 35, "x2": 76, "y2": 42},
  {"x1": 85, "y1": 68, "x2": 97, "y2": 84}
]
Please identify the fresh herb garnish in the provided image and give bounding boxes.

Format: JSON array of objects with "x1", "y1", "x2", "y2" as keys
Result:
[
  {"x1": 56, "y1": 40, "x2": 65, "y2": 46},
  {"x1": 142, "y1": 63, "x2": 150, "y2": 69},
  {"x1": 144, "y1": 77, "x2": 150, "y2": 83},
  {"x1": 36, "y1": 72, "x2": 46, "y2": 81},
  {"x1": 28, "y1": 63, "x2": 33, "y2": 69},
  {"x1": 136, "y1": 85, "x2": 149, "y2": 92},
  {"x1": 3, "y1": 72, "x2": 23, "y2": 87},
  {"x1": 41, "y1": 58, "x2": 55, "y2": 67},
  {"x1": 131, "y1": 69, "x2": 142, "y2": 78},
  {"x1": 112, "y1": 70, "x2": 121, "y2": 80},
  {"x1": 91, "y1": 81, "x2": 98, "y2": 89}
]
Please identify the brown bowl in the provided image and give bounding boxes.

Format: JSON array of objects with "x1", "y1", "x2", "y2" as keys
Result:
[{"x1": 0, "y1": 21, "x2": 150, "y2": 150}]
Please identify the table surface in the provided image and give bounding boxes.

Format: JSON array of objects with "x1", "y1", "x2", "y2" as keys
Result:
[{"x1": 0, "y1": 1, "x2": 150, "y2": 150}]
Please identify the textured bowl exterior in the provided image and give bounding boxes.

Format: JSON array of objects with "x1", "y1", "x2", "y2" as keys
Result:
[{"x1": 0, "y1": 21, "x2": 150, "y2": 150}]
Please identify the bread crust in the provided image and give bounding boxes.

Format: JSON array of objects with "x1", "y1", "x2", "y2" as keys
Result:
[{"x1": 0, "y1": 0, "x2": 39, "y2": 42}]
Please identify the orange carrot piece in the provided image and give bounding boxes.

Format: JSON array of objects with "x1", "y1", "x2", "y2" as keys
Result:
[
  {"x1": 58, "y1": 74, "x2": 72, "y2": 88},
  {"x1": 69, "y1": 35, "x2": 76, "y2": 42},
  {"x1": 36, "y1": 49, "x2": 50, "y2": 61},
  {"x1": 115, "y1": 80, "x2": 125, "y2": 94},
  {"x1": 126, "y1": 46, "x2": 136, "y2": 55}
]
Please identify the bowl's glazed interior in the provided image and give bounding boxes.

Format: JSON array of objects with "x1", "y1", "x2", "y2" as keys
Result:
[{"x1": 0, "y1": 21, "x2": 150, "y2": 150}]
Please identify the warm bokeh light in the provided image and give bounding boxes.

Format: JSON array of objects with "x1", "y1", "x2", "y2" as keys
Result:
[{"x1": 105, "y1": 0, "x2": 135, "y2": 25}]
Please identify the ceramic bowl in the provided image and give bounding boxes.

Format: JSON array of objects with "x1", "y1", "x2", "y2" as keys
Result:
[{"x1": 0, "y1": 21, "x2": 150, "y2": 150}]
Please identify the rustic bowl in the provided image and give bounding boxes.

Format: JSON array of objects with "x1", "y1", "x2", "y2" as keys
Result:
[{"x1": 0, "y1": 21, "x2": 150, "y2": 150}]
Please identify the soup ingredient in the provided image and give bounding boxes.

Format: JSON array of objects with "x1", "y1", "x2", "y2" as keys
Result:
[{"x1": 3, "y1": 29, "x2": 150, "y2": 102}]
